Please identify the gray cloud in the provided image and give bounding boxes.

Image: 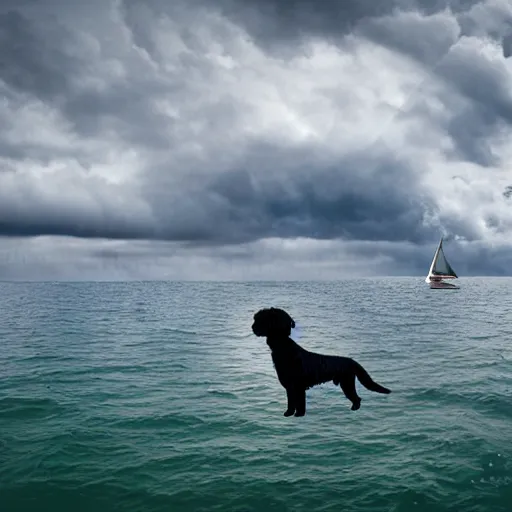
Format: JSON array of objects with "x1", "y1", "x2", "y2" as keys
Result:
[
  {"x1": 504, "y1": 34, "x2": 512, "y2": 57},
  {"x1": 0, "y1": 117, "x2": 447, "y2": 246},
  {"x1": 0, "y1": 237, "x2": 397, "y2": 281},
  {"x1": 1, "y1": 235, "x2": 510, "y2": 281},
  {"x1": 1, "y1": 0, "x2": 512, "y2": 278},
  {"x1": 203, "y1": 144, "x2": 437, "y2": 244},
  {"x1": 0, "y1": 10, "x2": 77, "y2": 99},
  {"x1": 214, "y1": 0, "x2": 480, "y2": 50},
  {"x1": 211, "y1": 0, "x2": 512, "y2": 166},
  {"x1": 434, "y1": 37, "x2": 512, "y2": 165}
]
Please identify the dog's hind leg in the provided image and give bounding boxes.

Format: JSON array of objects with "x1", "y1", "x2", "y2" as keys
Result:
[
  {"x1": 283, "y1": 387, "x2": 307, "y2": 417},
  {"x1": 339, "y1": 374, "x2": 362, "y2": 411}
]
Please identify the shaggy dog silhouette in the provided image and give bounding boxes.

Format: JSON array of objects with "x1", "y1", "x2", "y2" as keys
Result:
[{"x1": 252, "y1": 307, "x2": 391, "y2": 417}]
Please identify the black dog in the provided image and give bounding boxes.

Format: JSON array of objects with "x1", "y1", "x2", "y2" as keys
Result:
[{"x1": 252, "y1": 307, "x2": 391, "y2": 417}]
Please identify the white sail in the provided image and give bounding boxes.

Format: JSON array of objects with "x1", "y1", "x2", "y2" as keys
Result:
[
  {"x1": 425, "y1": 237, "x2": 458, "y2": 283},
  {"x1": 425, "y1": 239, "x2": 442, "y2": 283}
]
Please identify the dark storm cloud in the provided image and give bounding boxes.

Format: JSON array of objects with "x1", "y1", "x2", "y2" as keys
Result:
[
  {"x1": 444, "y1": 106, "x2": 502, "y2": 166},
  {"x1": 61, "y1": 82, "x2": 174, "y2": 148},
  {"x1": 0, "y1": 10, "x2": 79, "y2": 100},
  {"x1": 211, "y1": 0, "x2": 512, "y2": 166},
  {"x1": 0, "y1": 5, "x2": 176, "y2": 151},
  {"x1": 214, "y1": 0, "x2": 480, "y2": 50},
  {"x1": 438, "y1": 42, "x2": 512, "y2": 120},
  {"x1": 360, "y1": 9, "x2": 460, "y2": 68},
  {"x1": 504, "y1": 34, "x2": 512, "y2": 58},
  {"x1": 363, "y1": 20, "x2": 512, "y2": 167},
  {"x1": 0, "y1": 142, "x2": 443, "y2": 245},
  {"x1": 119, "y1": 0, "x2": 480, "y2": 66},
  {"x1": 125, "y1": 0, "x2": 512, "y2": 165},
  {"x1": 202, "y1": 144, "x2": 438, "y2": 244},
  {"x1": 360, "y1": 7, "x2": 512, "y2": 167},
  {"x1": 0, "y1": 0, "x2": 448, "y2": 247},
  {"x1": 0, "y1": 192, "x2": 156, "y2": 241},
  {"x1": 0, "y1": 0, "x2": 511, "y2": 281},
  {"x1": 438, "y1": 41, "x2": 512, "y2": 147}
]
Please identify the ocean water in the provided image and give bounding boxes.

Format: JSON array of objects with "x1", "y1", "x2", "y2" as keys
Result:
[{"x1": 1, "y1": 278, "x2": 511, "y2": 512}]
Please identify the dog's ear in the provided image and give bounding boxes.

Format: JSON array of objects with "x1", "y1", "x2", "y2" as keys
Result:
[{"x1": 269, "y1": 307, "x2": 295, "y2": 336}]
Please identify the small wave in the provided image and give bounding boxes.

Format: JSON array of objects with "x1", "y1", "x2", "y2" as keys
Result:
[
  {"x1": 168, "y1": 362, "x2": 189, "y2": 370},
  {"x1": 110, "y1": 413, "x2": 207, "y2": 431},
  {"x1": 398, "y1": 321, "x2": 429, "y2": 328},
  {"x1": 411, "y1": 388, "x2": 512, "y2": 420},
  {"x1": 207, "y1": 388, "x2": 238, "y2": 399},
  {"x1": 226, "y1": 333, "x2": 254, "y2": 340},
  {"x1": 231, "y1": 384, "x2": 265, "y2": 392},
  {"x1": 0, "y1": 396, "x2": 64, "y2": 419},
  {"x1": 160, "y1": 327, "x2": 198, "y2": 336},
  {"x1": 17, "y1": 354, "x2": 75, "y2": 363},
  {"x1": 68, "y1": 364, "x2": 148, "y2": 376}
]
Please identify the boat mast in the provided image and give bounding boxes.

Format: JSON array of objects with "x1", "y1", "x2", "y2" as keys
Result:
[{"x1": 425, "y1": 237, "x2": 443, "y2": 283}]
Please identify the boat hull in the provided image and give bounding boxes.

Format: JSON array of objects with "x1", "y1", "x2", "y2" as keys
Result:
[{"x1": 428, "y1": 280, "x2": 459, "y2": 289}]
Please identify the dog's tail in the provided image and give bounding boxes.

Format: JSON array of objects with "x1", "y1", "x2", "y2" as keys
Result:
[{"x1": 353, "y1": 360, "x2": 391, "y2": 394}]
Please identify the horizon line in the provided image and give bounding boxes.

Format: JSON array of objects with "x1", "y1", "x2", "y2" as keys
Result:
[{"x1": 1, "y1": 276, "x2": 511, "y2": 284}]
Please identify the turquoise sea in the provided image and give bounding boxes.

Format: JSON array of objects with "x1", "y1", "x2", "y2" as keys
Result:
[{"x1": 1, "y1": 279, "x2": 511, "y2": 511}]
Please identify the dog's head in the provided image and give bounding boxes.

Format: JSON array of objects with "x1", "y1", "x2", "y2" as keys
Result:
[{"x1": 252, "y1": 307, "x2": 295, "y2": 338}]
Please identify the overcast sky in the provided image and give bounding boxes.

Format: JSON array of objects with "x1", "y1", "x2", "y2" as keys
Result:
[{"x1": 1, "y1": 0, "x2": 512, "y2": 280}]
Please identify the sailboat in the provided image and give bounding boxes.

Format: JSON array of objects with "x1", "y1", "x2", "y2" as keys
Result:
[{"x1": 425, "y1": 237, "x2": 459, "y2": 289}]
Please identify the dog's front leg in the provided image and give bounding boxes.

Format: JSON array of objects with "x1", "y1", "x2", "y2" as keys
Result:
[
  {"x1": 283, "y1": 387, "x2": 296, "y2": 416},
  {"x1": 294, "y1": 389, "x2": 306, "y2": 417}
]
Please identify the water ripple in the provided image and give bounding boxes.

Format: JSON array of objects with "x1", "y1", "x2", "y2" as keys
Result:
[{"x1": 1, "y1": 279, "x2": 511, "y2": 512}]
